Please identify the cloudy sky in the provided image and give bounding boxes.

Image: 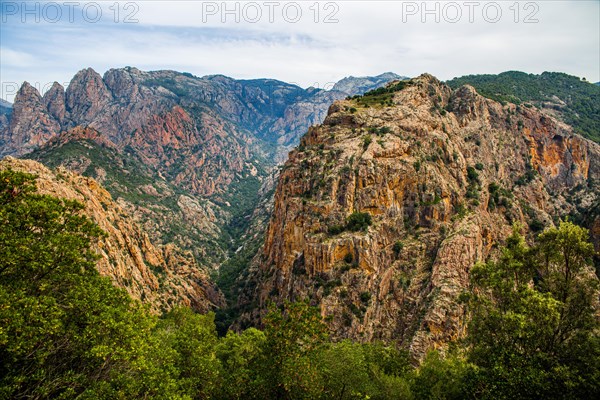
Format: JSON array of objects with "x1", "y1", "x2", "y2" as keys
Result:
[{"x1": 1, "y1": 0, "x2": 599, "y2": 102}]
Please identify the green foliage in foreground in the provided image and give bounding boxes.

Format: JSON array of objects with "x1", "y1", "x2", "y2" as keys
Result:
[
  {"x1": 1, "y1": 169, "x2": 598, "y2": 399},
  {"x1": 463, "y1": 222, "x2": 600, "y2": 399}
]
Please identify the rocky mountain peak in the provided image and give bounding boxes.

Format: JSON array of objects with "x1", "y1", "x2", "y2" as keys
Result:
[
  {"x1": 17, "y1": 81, "x2": 42, "y2": 100},
  {"x1": 1, "y1": 81, "x2": 60, "y2": 157},
  {"x1": 66, "y1": 67, "x2": 113, "y2": 123},
  {"x1": 242, "y1": 74, "x2": 600, "y2": 358},
  {"x1": 103, "y1": 67, "x2": 146, "y2": 98},
  {"x1": 42, "y1": 82, "x2": 67, "y2": 124}
]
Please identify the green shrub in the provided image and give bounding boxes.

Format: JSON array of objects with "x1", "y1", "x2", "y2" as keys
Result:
[
  {"x1": 328, "y1": 224, "x2": 345, "y2": 235},
  {"x1": 466, "y1": 166, "x2": 479, "y2": 182},
  {"x1": 344, "y1": 253, "x2": 354, "y2": 264},
  {"x1": 454, "y1": 202, "x2": 468, "y2": 219},
  {"x1": 346, "y1": 212, "x2": 372, "y2": 232},
  {"x1": 360, "y1": 292, "x2": 371, "y2": 304},
  {"x1": 393, "y1": 241, "x2": 404, "y2": 257},
  {"x1": 529, "y1": 218, "x2": 545, "y2": 232}
]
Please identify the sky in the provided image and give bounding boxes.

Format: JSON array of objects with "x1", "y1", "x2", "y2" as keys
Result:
[{"x1": 1, "y1": 0, "x2": 599, "y2": 102}]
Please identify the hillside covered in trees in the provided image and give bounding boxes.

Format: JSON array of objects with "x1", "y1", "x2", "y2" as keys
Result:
[
  {"x1": 1, "y1": 169, "x2": 598, "y2": 399},
  {"x1": 447, "y1": 71, "x2": 600, "y2": 143}
]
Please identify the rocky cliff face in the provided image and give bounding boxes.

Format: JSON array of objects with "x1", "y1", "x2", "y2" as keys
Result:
[
  {"x1": 28, "y1": 126, "x2": 226, "y2": 269},
  {"x1": 0, "y1": 157, "x2": 224, "y2": 313},
  {"x1": 243, "y1": 74, "x2": 600, "y2": 358},
  {"x1": 1, "y1": 83, "x2": 61, "y2": 156},
  {"x1": 1, "y1": 67, "x2": 400, "y2": 273},
  {"x1": 43, "y1": 82, "x2": 68, "y2": 125}
]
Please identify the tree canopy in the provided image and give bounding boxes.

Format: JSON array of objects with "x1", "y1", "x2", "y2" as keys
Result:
[{"x1": 1, "y1": 169, "x2": 598, "y2": 399}]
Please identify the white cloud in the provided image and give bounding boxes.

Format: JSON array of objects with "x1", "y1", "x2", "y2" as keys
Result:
[{"x1": 1, "y1": 0, "x2": 598, "y2": 102}]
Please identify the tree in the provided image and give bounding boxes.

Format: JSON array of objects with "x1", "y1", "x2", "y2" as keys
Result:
[
  {"x1": 259, "y1": 300, "x2": 329, "y2": 399},
  {"x1": 156, "y1": 307, "x2": 222, "y2": 398},
  {"x1": 317, "y1": 340, "x2": 373, "y2": 399},
  {"x1": 0, "y1": 169, "x2": 179, "y2": 399},
  {"x1": 346, "y1": 212, "x2": 372, "y2": 232},
  {"x1": 0, "y1": 169, "x2": 104, "y2": 291},
  {"x1": 411, "y1": 350, "x2": 475, "y2": 400},
  {"x1": 464, "y1": 222, "x2": 600, "y2": 399},
  {"x1": 216, "y1": 328, "x2": 266, "y2": 399}
]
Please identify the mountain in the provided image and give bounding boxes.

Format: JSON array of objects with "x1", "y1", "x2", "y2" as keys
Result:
[
  {"x1": 447, "y1": 71, "x2": 600, "y2": 143},
  {"x1": 0, "y1": 98, "x2": 11, "y2": 114},
  {"x1": 238, "y1": 74, "x2": 600, "y2": 357},
  {"x1": 27, "y1": 126, "x2": 227, "y2": 269},
  {"x1": 1, "y1": 68, "x2": 402, "y2": 202},
  {"x1": 0, "y1": 67, "x2": 401, "y2": 311},
  {"x1": 0, "y1": 156, "x2": 224, "y2": 313},
  {"x1": 0, "y1": 99, "x2": 10, "y2": 137},
  {"x1": 332, "y1": 72, "x2": 405, "y2": 96},
  {"x1": 1, "y1": 68, "x2": 402, "y2": 161},
  {"x1": 7, "y1": 67, "x2": 597, "y2": 358}
]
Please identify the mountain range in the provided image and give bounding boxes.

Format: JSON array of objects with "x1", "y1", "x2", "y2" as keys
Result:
[
  {"x1": 1, "y1": 68, "x2": 599, "y2": 358},
  {"x1": 237, "y1": 74, "x2": 600, "y2": 355},
  {"x1": 0, "y1": 67, "x2": 404, "y2": 311}
]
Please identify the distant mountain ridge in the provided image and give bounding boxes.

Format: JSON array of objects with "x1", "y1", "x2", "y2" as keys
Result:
[
  {"x1": 0, "y1": 67, "x2": 402, "y2": 312},
  {"x1": 447, "y1": 71, "x2": 600, "y2": 143},
  {"x1": 0, "y1": 99, "x2": 11, "y2": 133},
  {"x1": 332, "y1": 72, "x2": 404, "y2": 96},
  {"x1": 1, "y1": 67, "x2": 404, "y2": 160}
]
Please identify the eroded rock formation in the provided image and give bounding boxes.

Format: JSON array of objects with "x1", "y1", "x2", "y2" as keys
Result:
[
  {"x1": 243, "y1": 74, "x2": 600, "y2": 358},
  {"x1": 0, "y1": 157, "x2": 225, "y2": 313}
]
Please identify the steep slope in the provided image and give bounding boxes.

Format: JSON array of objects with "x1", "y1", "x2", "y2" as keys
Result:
[
  {"x1": 0, "y1": 157, "x2": 224, "y2": 313},
  {"x1": 447, "y1": 71, "x2": 600, "y2": 143},
  {"x1": 0, "y1": 68, "x2": 402, "y2": 289},
  {"x1": 0, "y1": 100, "x2": 10, "y2": 136},
  {"x1": 27, "y1": 126, "x2": 226, "y2": 268},
  {"x1": 242, "y1": 74, "x2": 600, "y2": 357}
]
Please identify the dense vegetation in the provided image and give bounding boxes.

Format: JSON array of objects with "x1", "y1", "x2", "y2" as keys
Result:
[
  {"x1": 347, "y1": 80, "x2": 412, "y2": 108},
  {"x1": 447, "y1": 71, "x2": 600, "y2": 143},
  {"x1": 328, "y1": 212, "x2": 373, "y2": 235},
  {"x1": 1, "y1": 170, "x2": 598, "y2": 398},
  {"x1": 28, "y1": 139, "x2": 226, "y2": 268}
]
